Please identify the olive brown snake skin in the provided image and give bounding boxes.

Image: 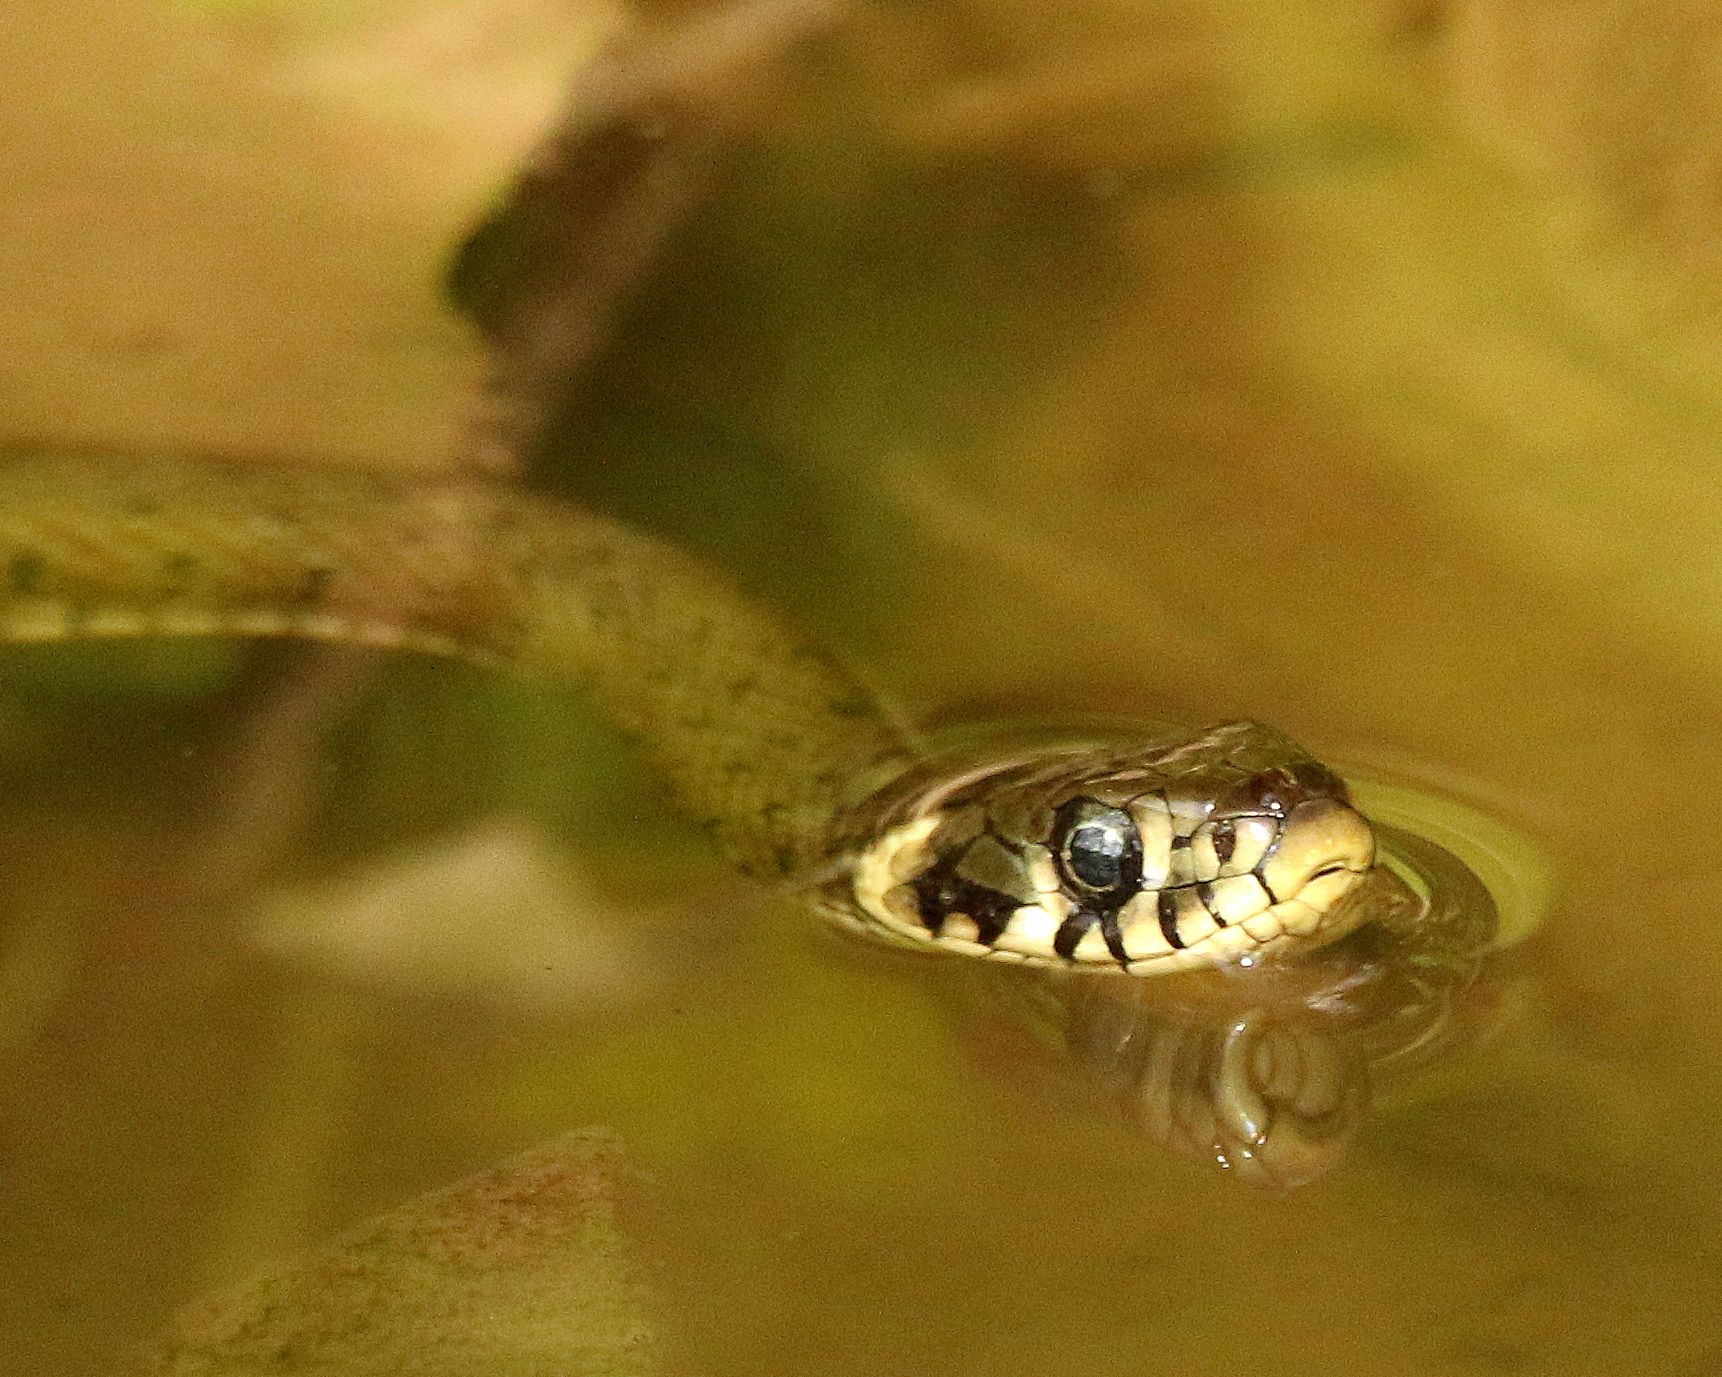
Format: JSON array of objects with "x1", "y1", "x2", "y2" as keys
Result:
[{"x1": 0, "y1": 451, "x2": 1405, "y2": 975}]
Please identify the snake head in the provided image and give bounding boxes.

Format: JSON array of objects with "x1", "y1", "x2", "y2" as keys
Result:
[{"x1": 843, "y1": 721, "x2": 1377, "y2": 974}]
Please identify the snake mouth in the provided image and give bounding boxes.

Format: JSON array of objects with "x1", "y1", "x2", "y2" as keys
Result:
[{"x1": 840, "y1": 725, "x2": 1381, "y2": 975}]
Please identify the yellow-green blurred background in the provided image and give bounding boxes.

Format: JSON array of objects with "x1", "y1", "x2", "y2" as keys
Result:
[{"x1": 5, "y1": 2, "x2": 1722, "y2": 1374}]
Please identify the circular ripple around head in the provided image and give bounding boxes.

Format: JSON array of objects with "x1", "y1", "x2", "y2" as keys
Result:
[{"x1": 1345, "y1": 774, "x2": 1553, "y2": 951}]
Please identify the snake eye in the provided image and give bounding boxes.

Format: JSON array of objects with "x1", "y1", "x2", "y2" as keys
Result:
[{"x1": 1053, "y1": 798, "x2": 1143, "y2": 902}]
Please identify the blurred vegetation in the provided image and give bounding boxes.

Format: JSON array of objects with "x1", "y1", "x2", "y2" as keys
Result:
[{"x1": 7, "y1": 1, "x2": 1722, "y2": 1374}]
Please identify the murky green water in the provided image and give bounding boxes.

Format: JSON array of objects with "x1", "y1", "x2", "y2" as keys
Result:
[
  {"x1": 8, "y1": 1, "x2": 1722, "y2": 1374},
  {"x1": 3, "y1": 632, "x2": 1718, "y2": 1376}
]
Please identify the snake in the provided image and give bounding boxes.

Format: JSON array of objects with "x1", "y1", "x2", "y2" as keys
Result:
[
  {"x1": 0, "y1": 449, "x2": 1400, "y2": 983},
  {"x1": 0, "y1": 450, "x2": 1513, "y2": 1184}
]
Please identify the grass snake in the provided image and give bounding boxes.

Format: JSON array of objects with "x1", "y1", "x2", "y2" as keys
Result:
[{"x1": 0, "y1": 452, "x2": 1440, "y2": 982}]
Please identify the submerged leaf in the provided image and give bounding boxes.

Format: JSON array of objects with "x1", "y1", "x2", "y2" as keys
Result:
[{"x1": 125, "y1": 1130, "x2": 658, "y2": 1377}]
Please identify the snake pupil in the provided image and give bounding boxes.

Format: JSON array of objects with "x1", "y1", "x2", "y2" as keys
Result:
[
  {"x1": 1070, "y1": 829, "x2": 1125, "y2": 886},
  {"x1": 1054, "y1": 799, "x2": 1143, "y2": 901}
]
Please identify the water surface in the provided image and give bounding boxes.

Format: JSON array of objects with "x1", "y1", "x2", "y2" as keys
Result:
[{"x1": 6, "y1": 2, "x2": 1722, "y2": 1374}]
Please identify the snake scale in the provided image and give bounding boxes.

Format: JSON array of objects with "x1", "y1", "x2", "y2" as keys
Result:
[{"x1": 0, "y1": 451, "x2": 1394, "y2": 977}]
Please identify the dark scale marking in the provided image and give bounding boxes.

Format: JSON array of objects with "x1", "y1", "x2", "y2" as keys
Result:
[
  {"x1": 1291, "y1": 758, "x2": 1349, "y2": 801},
  {"x1": 1248, "y1": 761, "x2": 1347, "y2": 816},
  {"x1": 1210, "y1": 818, "x2": 1236, "y2": 865},
  {"x1": 1196, "y1": 881, "x2": 1224, "y2": 926},
  {"x1": 911, "y1": 863, "x2": 1019, "y2": 945},
  {"x1": 1157, "y1": 889, "x2": 1186, "y2": 949},
  {"x1": 1248, "y1": 768, "x2": 1301, "y2": 815},
  {"x1": 1053, "y1": 907, "x2": 1099, "y2": 959},
  {"x1": 1099, "y1": 908, "x2": 1131, "y2": 966}
]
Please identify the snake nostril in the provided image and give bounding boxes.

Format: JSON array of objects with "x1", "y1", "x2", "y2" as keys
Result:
[{"x1": 1246, "y1": 768, "x2": 1298, "y2": 813}]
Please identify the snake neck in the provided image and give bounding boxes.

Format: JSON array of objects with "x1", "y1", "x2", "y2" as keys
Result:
[
  {"x1": 0, "y1": 452, "x2": 1505, "y2": 987},
  {"x1": 0, "y1": 452, "x2": 917, "y2": 880},
  {"x1": 492, "y1": 495, "x2": 921, "y2": 877}
]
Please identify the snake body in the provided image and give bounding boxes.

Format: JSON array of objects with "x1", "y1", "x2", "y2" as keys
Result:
[
  {"x1": 0, "y1": 453, "x2": 914, "y2": 880},
  {"x1": 0, "y1": 452, "x2": 1385, "y2": 976}
]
